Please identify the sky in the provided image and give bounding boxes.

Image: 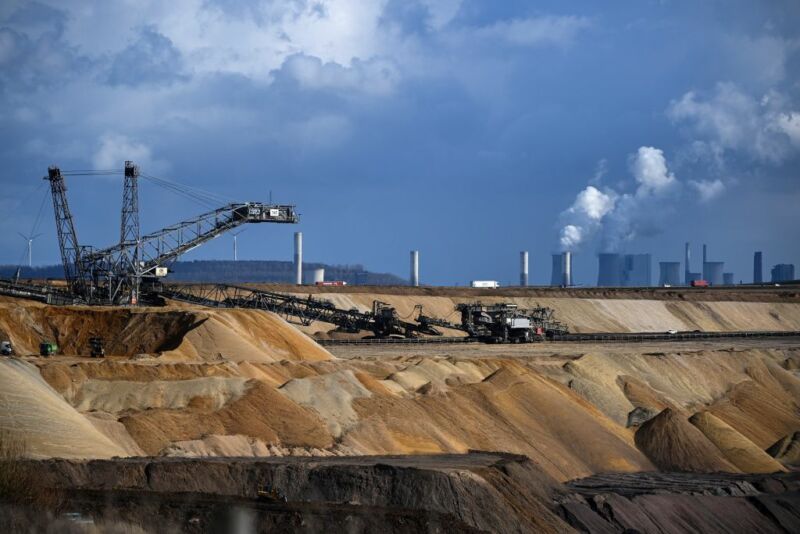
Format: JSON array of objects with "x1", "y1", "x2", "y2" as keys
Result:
[{"x1": 1, "y1": 0, "x2": 798, "y2": 285}]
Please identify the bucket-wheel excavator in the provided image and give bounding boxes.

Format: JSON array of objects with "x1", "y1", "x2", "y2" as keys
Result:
[{"x1": 44, "y1": 162, "x2": 298, "y2": 304}]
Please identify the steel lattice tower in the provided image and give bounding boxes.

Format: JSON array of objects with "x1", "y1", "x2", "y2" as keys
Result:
[{"x1": 119, "y1": 161, "x2": 141, "y2": 303}]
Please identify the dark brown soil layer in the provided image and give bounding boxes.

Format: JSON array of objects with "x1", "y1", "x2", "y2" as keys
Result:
[{"x1": 6, "y1": 453, "x2": 800, "y2": 533}]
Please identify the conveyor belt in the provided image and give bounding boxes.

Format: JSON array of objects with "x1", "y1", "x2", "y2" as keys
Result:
[
  {"x1": 0, "y1": 278, "x2": 78, "y2": 305},
  {"x1": 319, "y1": 330, "x2": 800, "y2": 345}
]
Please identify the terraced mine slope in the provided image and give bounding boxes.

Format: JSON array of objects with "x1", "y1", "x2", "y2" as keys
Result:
[
  {"x1": 1, "y1": 289, "x2": 799, "y2": 531},
  {"x1": 270, "y1": 285, "x2": 800, "y2": 334}
]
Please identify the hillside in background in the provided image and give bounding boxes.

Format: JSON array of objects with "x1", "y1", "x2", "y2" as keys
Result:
[{"x1": 0, "y1": 260, "x2": 406, "y2": 286}]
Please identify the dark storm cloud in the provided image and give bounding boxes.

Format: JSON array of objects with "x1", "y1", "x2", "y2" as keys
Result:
[
  {"x1": 0, "y1": 0, "x2": 797, "y2": 285},
  {"x1": 0, "y1": 2, "x2": 92, "y2": 91},
  {"x1": 106, "y1": 26, "x2": 187, "y2": 87}
]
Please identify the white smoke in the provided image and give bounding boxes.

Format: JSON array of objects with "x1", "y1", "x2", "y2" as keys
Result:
[
  {"x1": 630, "y1": 146, "x2": 676, "y2": 195},
  {"x1": 558, "y1": 146, "x2": 682, "y2": 252},
  {"x1": 559, "y1": 224, "x2": 583, "y2": 250},
  {"x1": 558, "y1": 185, "x2": 616, "y2": 250}
]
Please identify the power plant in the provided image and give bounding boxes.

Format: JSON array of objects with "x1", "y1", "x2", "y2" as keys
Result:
[
  {"x1": 596, "y1": 253, "x2": 651, "y2": 287},
  {"x1": 659, "y1": 262, "x2": 681, "y2": 286},
  {"x1": 704, "y1": 261, "x2": 724, "y2": 286},
  {"x1": 598, "y1": 253, "x2": 623, "y2": 286},
  {"x1": 772, "y1": 264, "x2": 796, "y2": 283},
  {"x1": 683, "y1": 242, "x2": 702, "y2": 284}
]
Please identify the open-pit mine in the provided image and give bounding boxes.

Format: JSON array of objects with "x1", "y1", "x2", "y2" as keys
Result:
[
  {"x1": 1, "y1": 284, "x2": 799, "y2": 532},
  {"x1": 0, "y1": 162, "x2": 798, "y2": 532}
]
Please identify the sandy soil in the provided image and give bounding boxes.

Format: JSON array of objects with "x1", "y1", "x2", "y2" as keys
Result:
[
  {"x1": 0, "y1": 291, "x2": 798, "y2": 482},
  {"x1": 287, "y1": 292, "x2": 800, "y2": 334}
]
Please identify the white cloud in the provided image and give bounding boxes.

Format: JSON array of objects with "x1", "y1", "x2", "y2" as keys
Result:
[
  {"x1": 476, "y1": 15, "x2": 591, "y2": 48},
  {"x1": 667, "y1": 82, "x2": 800, "y2": 163},
  {"x1": 92, "y1": 134, "x2": 152, "y2": 169},
  {"x1": 630, "y1": 146, "x2": 676, "y2": 195},
  {"x1": 689, "y1": 179, "x2": 725, "y2": 202},
  {"x1": 283, "y1": 53, "x2": 400, "y2": 95},
  {"x1": 28, "y1": 0, "x2": 396, "y2": 80}
]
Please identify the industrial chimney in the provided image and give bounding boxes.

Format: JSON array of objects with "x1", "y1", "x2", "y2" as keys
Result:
[
  {"x1": 684, "y1": 242, "x2": 691, "y2": 285},
  {"x1": 563, "y1": 252, "x2": 572, "y2": 287},
  {"x1": 520, "y1": 251, "x2": 529, "y2": 287},
  {"x1": 754, "y1": 251, "x2": 763, "y2": 284},
  {"x1": 410, "y1": 250, "x2": 419, "y2": 287},
  {"x1": 294, "y1": 232, "x2": 303, "y2": 285}
]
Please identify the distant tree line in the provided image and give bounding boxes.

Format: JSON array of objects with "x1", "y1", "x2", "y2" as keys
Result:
[{"x1": 0, "y1": 260, "x2": 406, "y2": 286}]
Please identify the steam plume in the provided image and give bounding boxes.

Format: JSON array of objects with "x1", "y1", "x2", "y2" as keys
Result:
[{"x1": 558, "y1": 146, "x2": 680, "y2": 252}]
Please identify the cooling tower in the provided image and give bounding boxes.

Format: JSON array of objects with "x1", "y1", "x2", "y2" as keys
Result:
[
  {"x1": 598, "y1": 253, "x2": 623, "y2": 286},
  {"x1": 551, "y1": 254, "x2": 564, "y2": 286},
  {"x1": 771, "y1": 264, "x2": 795, "y2": 283},
  {"x1": 659, "y1": 262, "x2": 681, "y2": 286},
  {"x1": 312, "y1": 268, "x2": 325, "y2": 284},
  {"x1": 704, "y1": 261, "x2": 724, "y2": 286},
  {"x1": 623, "y1": 254, "x2": 652, "y2": 287}
]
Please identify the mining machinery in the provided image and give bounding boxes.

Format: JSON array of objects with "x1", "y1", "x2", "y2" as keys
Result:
[
  {"x1": 160, "y1": 284, "x2": 443, "y2": 339},
  {"x1": 45, "y1": 162, "x2": 298, "y2": 304},
  {"x1": 454, "y1": 302, "x2": 568, "y2": 343},
  {"x1": 161, "y1": 283, "x2": 567, "y2": 342}
]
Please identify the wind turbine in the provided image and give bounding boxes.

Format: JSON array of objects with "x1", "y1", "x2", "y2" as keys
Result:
[
  {"x1": 18, "y1": 232, "x2": 42, "y2": 268},
  {"x1": 231, "y1": 229, "x2": 245, "y2": 261}
]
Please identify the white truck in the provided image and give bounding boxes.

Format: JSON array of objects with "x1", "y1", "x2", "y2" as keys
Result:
[{"x1": 471, "y1": 280, "x2": 500, "y2": 289}]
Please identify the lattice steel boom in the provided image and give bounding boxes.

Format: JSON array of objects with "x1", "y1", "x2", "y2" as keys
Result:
[{"x1": 45, "y1": 162, "x2": 298, "y2": 304}]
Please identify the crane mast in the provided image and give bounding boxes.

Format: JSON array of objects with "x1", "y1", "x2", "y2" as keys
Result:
[{"x1": 45, "y1": 162, "x2": 298, "y2": 305}]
